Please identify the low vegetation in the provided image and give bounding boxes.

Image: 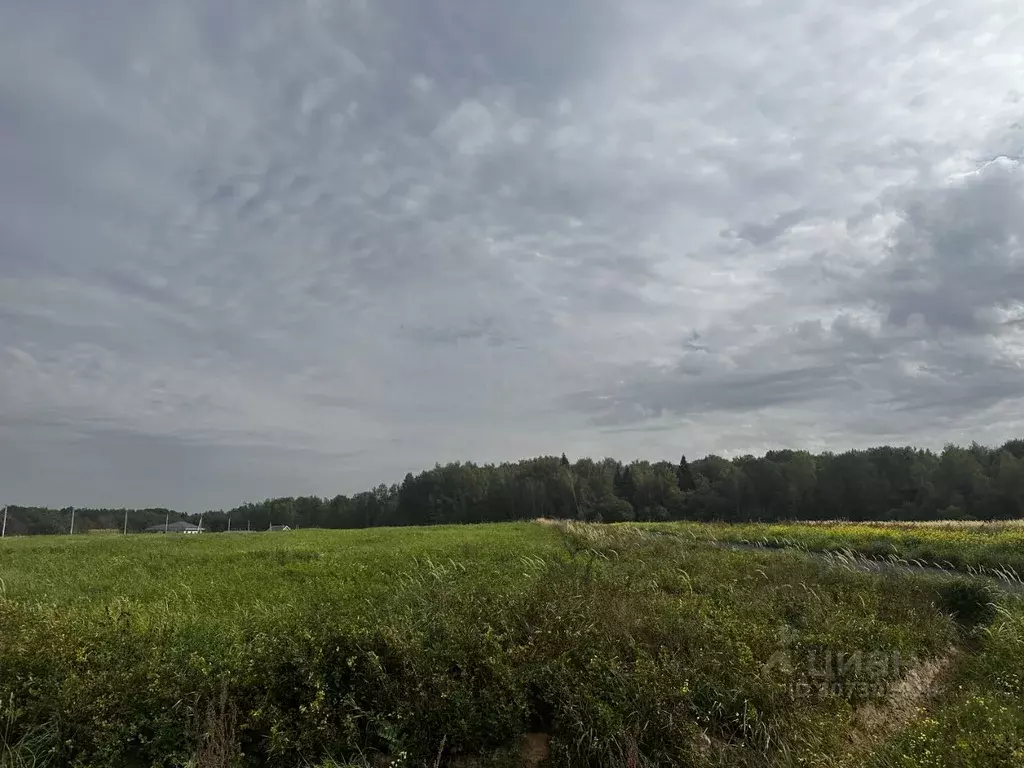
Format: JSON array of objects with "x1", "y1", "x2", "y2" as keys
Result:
[
  {"x1": 4, "y1": 521, "x2": 1023, "y2": 766},
  {"x1": 867, "y1": 601, "x2": 1024, "y2": 767},
  {"x1": 664, "y1": 520, "x2": 1024, "y2": 578}
]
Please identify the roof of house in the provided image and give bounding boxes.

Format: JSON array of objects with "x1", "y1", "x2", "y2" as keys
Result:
[
  {"x1": 268, "y1": 525, "x2": 292, "y2": 531},
  {"x1": 144, "y1": 521, "x2": 201, "y2": 532}
]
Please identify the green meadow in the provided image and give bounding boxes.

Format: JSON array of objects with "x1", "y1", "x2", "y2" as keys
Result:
[
  {"x1": 2, "y1": 522, "x2": 1022, "y2": 767},
  {"x1": 661, "y1": 520, "x2": 1024, "y2": 577}
]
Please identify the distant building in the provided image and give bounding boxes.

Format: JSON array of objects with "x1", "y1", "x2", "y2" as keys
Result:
[
  {"x1": 144, "y1": 521, "x2": 202, "y2": 534},
  {"x1": 268, "y1": 525, "x2": 292, "y2": 532}
]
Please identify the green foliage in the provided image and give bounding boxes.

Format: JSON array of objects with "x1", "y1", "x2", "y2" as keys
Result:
[
  {"x1": 669, "y1": 520, "x2": 1024, "y2": 576},
  {"x1": 1, "y1": 507, "x2": 184, "y2": 537},
  {"x1": 936, "y1": 580, "x2": 998, "y2": 629},
  {"x1": 7, "y1": 439, "x2": 1024, "y2": 538},
  {"x1": 879, "y1": 694, "x2": 1024, "y2": 768},
  {"x1": 868, "y1": 601, "x2": 1024, "y2": 768},
  {"x1": 0, "y1": 523, "x2": 964, "y2": 766}
]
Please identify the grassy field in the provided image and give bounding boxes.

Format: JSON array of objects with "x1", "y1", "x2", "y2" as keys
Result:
[
  {"x1": 658, "y1": 521, "x2": 1024, "y2": 578},
  {"x1": 1, "y1": 522, "x2": 1022, "y2": 767}
]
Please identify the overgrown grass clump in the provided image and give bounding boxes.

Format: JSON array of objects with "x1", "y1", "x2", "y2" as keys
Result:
[
  {"x1": 662, "y1": 521, "x2": 1024, "y2": 579},
  {"x1": 867, "y1": 598, "x2": 1024, "y2": 768},
  {"x1": 0, "y1": 523, "x2": 968, "y2": 766}
]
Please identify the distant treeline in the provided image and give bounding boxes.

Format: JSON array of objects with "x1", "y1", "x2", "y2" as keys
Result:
[
  {"x1": 1, "y1": 507, "x2": 188, "y2": 537},
  {"x1": 6, "y1": 440, "x2": 1024, "y2": 535}
]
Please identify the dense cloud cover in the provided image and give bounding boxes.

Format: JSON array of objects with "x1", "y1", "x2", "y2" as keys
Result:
[{"x1": 1, "y1": 0, "x2": 1022, "y2": 509}]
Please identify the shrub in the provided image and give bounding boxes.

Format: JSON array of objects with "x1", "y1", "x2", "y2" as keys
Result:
[{"x1": 936, "y1": 579, "x2": 998, "y2": 629}]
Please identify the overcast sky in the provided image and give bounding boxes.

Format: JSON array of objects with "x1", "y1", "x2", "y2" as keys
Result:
[{"x1": 2, "y1": 0, "x2": 1023, "y2": 511}]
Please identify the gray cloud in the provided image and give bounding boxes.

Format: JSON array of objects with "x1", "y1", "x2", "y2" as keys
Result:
[
  {"x1": 571, "y1": 158, "x2": 1024, "y2": 441},
  {"x1": 1, "y1": 0, "x2": 1023, "y2": 509},
  {"x1": 727, "y1": 208, "x2": 813, "y2": 247},
  {"x1": 869, "y1": 158, "x2": 1024, "y2": 334}
]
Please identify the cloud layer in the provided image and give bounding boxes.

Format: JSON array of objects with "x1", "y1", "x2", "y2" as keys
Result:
[{"x1": 1, "y1": 0, "x2": 1023, "y2": 509}]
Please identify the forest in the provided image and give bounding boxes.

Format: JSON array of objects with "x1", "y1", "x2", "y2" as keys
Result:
[{"x1": 6, "y1": 439, "x2": 1024, "y2": 535}]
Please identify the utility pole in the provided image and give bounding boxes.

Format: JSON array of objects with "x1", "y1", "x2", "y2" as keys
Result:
[
  {"x1": 123, "y1": 509, "x2": 129, "y2": 535},
  {"x1": 164, "y1": 511, "x2": 169, "y2": 533},
  {"x1": 69, "y1": 507, "x2": 75, "y2": 535},
  {"x1": 2, "y1": 505, "x2": 7, "y2": 538},
  {"x1": 227, "y1": 515, "x2": 231, "y2": 533}
]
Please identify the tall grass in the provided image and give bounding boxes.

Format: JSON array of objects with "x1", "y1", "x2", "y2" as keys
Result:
[
  {"x1": 0, "y1": 523, "x2": 985, "y2": 766},
  {"x1": 660, "y1": 521, "x2": 1024, "y2": 577},
  {"x1": 867, "y1": 598, "x2": 1024, "y2": 767}
]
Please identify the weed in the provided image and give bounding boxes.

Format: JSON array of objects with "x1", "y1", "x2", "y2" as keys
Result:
[{"x1": 0, "y1": 523, "x2": 980, "y2": 766}]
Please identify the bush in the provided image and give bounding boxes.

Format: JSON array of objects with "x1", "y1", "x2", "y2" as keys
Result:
[{"x1": 936, "y1": 579, "x2": 998, "y2": 628}]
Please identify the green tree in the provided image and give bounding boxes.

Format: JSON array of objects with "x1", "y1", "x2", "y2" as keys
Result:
[
  {"x1": 594, "y1": 494, "x2": 635, "y2": 523},
  {"x1": 677, "y1": 454, "x2": 695, "y2": 491}
]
